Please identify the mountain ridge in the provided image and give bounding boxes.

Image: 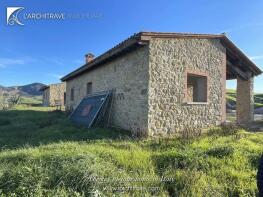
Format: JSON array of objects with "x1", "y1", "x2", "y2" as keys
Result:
[{"x1": 0, "y1": 83, "x2": 45, "y2": 96}]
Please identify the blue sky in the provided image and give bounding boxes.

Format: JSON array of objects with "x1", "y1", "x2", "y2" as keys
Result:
[{"x1": 0, "y1": 0, "x2": 262, "y2": 92}]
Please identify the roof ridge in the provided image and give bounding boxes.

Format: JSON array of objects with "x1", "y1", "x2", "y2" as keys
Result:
[{"x1": 61, "y1": 31, "x2": 261, "y2": 81}]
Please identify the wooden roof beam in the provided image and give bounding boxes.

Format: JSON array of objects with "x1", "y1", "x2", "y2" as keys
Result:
[
  {"x1": 226, "y1": 47, "x2": 258, "y2": 75},
  {"x1": 227, "y1": 60, "x2": 249, "y2": 80}
]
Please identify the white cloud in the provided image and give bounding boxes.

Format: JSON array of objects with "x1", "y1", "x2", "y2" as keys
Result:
[
  {"x1": 249, "y1": 55, "x2": 263, "y2": 60},
  {"x1": 46, "y1": 73, "x2": 63, "y2": 79},
  {"x1": 0, "y1": 57, "x2": 35, "y2": 68},
  {"x1": 0, "y1": 55, "x2": 66, "y2": 67},
  {"x1": 45, "y1": 58, "x2": 64, "y2": 66},
  {"x1": 38, "y1": 56, "x2": 66, "y2": 66}
]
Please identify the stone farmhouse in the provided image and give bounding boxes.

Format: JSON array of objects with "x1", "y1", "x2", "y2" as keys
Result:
[
  {"x1": 61, "y1": 32, "x2": 262, "y2": 136},
  {"x1": 40, "y1": 83, "x2": 66, "y2": 107}
]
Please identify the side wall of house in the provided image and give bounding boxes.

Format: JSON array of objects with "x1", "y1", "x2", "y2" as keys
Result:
[
  {"x1": 148, "y1": 38, "x2": 226, "y2": 136},
  {"x1": 65, "y1": 46, "x2": 149, "y2": 133},
  {"x1": 49, "y1": 83, "x2": 66, "y2": 106},
  {"x1": 42, "y1": 88, "x2": 50, "y2": 106}
]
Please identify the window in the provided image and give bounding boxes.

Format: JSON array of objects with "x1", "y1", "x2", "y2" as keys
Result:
[
  {"x1": 187, "y1": 73, "x2": 207, "y2": 103},
  {"x1": 71, "y1": 88, "x2": 74, "y2": 101},
  {"x1": 64, "y1": 92, "x2": 66, "y2": 104},
  {"x1": 86, "y1": 82, "x2": 92, "y2": 95}
]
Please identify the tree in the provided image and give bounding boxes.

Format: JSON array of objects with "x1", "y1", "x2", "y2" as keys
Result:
[{"x1": 0, "y1": 92, "x2": 20, "y2": 110}]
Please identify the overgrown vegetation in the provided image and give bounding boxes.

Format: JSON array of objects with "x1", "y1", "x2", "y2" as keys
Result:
[{"x1": 0, "y1": 104, "x2": 262, "y2": 196}]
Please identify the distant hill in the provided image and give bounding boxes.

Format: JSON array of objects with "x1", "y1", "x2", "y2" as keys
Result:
[
  {"x1": 226, "y1": 89, "x2": 263, "y2": 110},
  {"x1": 16, "y1": 83, "x2": 45, "y2": 96},
  {"x1": 0, "y1": 83, "x2": 45, "y2": 96}
]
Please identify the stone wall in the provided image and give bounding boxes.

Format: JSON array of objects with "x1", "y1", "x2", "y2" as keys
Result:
[
  {"x1": 65, "y1": 47, "x2": 149, "y2": 133},
  {"x1": 65, "y1": 37, "x2": 227, "y2": 136},
  {"x1": 42, "y1": 88, "x2": 50, "y2": 106},
  {"x1": 148, "y1": 38, "x2": 226, "y2": 135},
  {"x1": 43, "y1": 83, "x2": 66, "y2": 106},
  {"x1": 236, "y1": 75, "x2": 254, "y2": 124}
]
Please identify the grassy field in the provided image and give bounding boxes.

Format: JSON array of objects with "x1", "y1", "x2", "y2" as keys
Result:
[
  {"x1": 0, "y1": 105, "x2": 262, "y2": 196},
  {"x1": 19, "y1": 95, "x2": 42, "y2": 105},
  {"x1": 227, "y1": 89, "x2": 263, "y2": 109}
]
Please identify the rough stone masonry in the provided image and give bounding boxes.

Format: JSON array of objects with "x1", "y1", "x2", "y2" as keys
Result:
[
  {"x1": 61, "y1": 32, "x2": 262, "y2": 136},
  {"x1": 147, "y1": 38, "x2": 225, "y2": 135},
  {"x1": 41, "y1": 83, "x2": 66, "y2": 107}
]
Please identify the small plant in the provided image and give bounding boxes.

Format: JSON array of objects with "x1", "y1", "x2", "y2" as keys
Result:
[
  {"x1": 208, "y1": 123, "x2": 239, "y2": 137},
  {"x1": 131, "y1": 127, "x2": 148, "y2": 139},
  {"x1": 178, "y1": 127, "x2": 202, "y2": 140},
  {"x1": 221, "y1": 123, "x2": 239, "y2": 135}
]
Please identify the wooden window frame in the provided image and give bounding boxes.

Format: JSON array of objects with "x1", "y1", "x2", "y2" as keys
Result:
[{"x1": 64, "y1": 92, "x2": 66, "y2": 104}]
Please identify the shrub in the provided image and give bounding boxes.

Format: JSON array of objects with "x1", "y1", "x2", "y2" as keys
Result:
[
  {"x1": 221, "y1": 123, "x2": 239, "y2": 135},
  {"x1": 208, "y1": 124, "x2": 239, "y2": 137},
  {"x1": 178, "y1": 127, "x2": 202, "y2": 140}
]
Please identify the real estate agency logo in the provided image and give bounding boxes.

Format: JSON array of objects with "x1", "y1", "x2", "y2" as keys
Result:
[
  {"x1": 6, "y1": 6, "x2": 66, "y2": 26},
  {"x1": 6, "y1": 7, "x2": 102, "y2": 26},
  {"x1": 6, "y1": 7, "x2": 25, "y2": 26}
]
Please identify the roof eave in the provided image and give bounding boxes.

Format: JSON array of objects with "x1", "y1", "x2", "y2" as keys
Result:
[
  {"x1": 61, "y1": 33, "x2": 144, "y2": 81},
  {"x1": 221, "y1": 36, "x2": 262, "y2": 76},
  {"x1": 61, "y1": 32, "x2": 262, "y2": 82}
]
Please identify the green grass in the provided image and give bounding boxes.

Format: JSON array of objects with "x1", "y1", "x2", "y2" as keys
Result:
[
  {"x1": 19, "y1": 96, "x2": 42, "y2": 105},
  {"x1": 227, "y1": 89, "x2": 263, "y2": 109},
  {"x1": 0, "y1": 105, "x2": 262, "y2": 196}
]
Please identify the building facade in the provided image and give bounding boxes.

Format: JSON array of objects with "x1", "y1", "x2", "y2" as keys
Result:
[
  {"x1": 61, "y1": 32, "x2": 262, "y2": 136},
  {"x1": 41, "y1": 83, "x2": 66, "y2": 107}
]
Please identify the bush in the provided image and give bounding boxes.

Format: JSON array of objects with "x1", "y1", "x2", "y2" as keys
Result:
[
  {"x1": 221, "y1": 123, "x2": 239, "y2": 135},
  {"x1": 208, "y1": 124, "x2": 239, "y2": 137}
]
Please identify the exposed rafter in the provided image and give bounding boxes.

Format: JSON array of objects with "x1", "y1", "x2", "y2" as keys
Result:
[{"x1": 227, "y1": 60, "x2": 249, "y2": 80}]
